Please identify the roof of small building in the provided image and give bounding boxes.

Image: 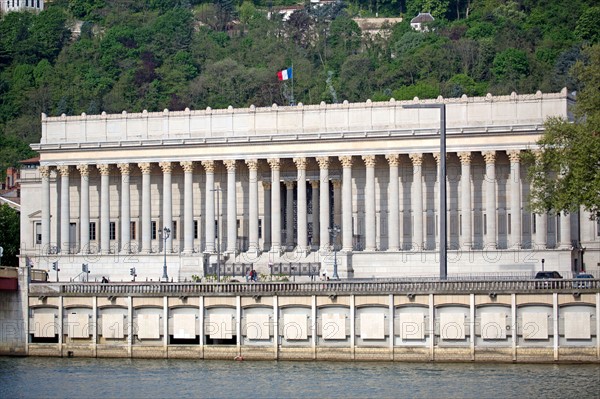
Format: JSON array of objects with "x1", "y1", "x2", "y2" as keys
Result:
[
  {"x1": 19, "y1": 156, "x2": 40, "y2": 164},
  {"x1": 411, "y1": 12, "x2": 435, "y2": 24}
]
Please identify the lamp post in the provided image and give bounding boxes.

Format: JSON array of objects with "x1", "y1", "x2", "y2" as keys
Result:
[
  {"x1": 403, "y1": 103, "x2": 447, "y2": 280},
  {"x1": 211, "y1": 188, "x2": 222, "y2": 282},
  {"x1": 162, "y1": 227, "x2": 170, "y2": 282},
  {"x1": 328, "y1": 225, "x2": 341, "y2": 280}
]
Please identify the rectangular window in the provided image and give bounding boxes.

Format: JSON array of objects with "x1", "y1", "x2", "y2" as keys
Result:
[
  {"x1": 258, "y1": 219, "x2": 262, "y2": 239},
  {"x1": 193, "y1": 220, "x2": 198, "y2": 239},
  {"x1": 215, "y1": 220, "x2": 218, "y2": 238},
  {"x1": 35, "y1": 222, "x2": 42, "y2": 244},
  {"x1": 151, "y1": 221, "x2": 157, "y2": 240},
  {"x1": 89, "y1": 222, "x2": 96, "y2": 241},
  {"x1": 532, "y1": 214, "x2": 537, "y2": 234},
  {"x1": 597, "y1": 218, "x2": 600, "y2": 237},
  {"x1": 483, "y1": 214, "x2": 487, "y2": 235},
  {"x1": 130, "y1": 221, "x2": 136, "y2": 240},
  {"x1": 172, "y1": 221, "x2": 177, "y2": 239},
  {"x1": 109, "y1": 222, "x2": 116, "y2": 240},
  {"x1": 508, "y1": 213, "x2": 512, "y2": 235},
  {"x1": 459, "y1": 215, "x2": 462, "y2": 236}
]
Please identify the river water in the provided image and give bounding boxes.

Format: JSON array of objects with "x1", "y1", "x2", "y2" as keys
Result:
[{"x1": 1, "y1": 357, "x2": 598, "y2": 398}]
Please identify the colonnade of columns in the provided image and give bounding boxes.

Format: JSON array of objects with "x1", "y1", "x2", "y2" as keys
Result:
[{"x1": 37, "y1": 150, "x2": 574, "y2": 257}]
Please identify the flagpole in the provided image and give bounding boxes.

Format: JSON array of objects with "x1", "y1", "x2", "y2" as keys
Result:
[{"x1": 291, "y1": 62, "x2": 295, "y2": 106}]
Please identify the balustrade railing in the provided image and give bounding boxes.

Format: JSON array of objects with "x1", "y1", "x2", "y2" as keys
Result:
[{"x1": 28, "y1": 278, "x2": 600, "y2": 297}]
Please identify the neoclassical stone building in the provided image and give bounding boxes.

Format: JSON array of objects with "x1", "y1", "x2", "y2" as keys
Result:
[
  {"x1": 19, "y1": 89, "x2": 600, "y2": 281},
  {"x1": 1, "y1": 0, "x2": 43, "y2": 14}
]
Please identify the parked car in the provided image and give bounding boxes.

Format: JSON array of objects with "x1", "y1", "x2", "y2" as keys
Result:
[
  {"x1": 534, "y1": 271, "x2": 563, "y2": 289},
  {"x1": 573, "y1": 273, "x2": 594, "y2": 289}
]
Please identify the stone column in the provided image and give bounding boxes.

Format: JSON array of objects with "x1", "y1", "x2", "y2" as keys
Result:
[
  {"x1": 159, "y1": 162, "x2": 173, "y2": 253},
  {"x1": 179, "y1": 161, "x2": 194, "y2": 254},
  {"x1": 267, "y1": 159, "x2": 281, "y2": 253},
  {"x1": 409, "y1": 153, "x2": 424, "y2": 250},
  {"x1": 202, "y1": 160, "x2": 215, "y2": 253},
  {"x1": 458, "y1": 152, "x2": 472, "y2": 250},
  {"x1": 40, "y1": 166, "x2": 51, "y2": 252},
  {"x1": 58, "y1": 165, "x2": 70, "y2": 253},
  {"x1": 559, "y1": 212, "x2": 572, "y2": 249},
  {"x1": 294, "y1": 157, "x2": 308, "y2": 251},
  {"x1": 285, "y1": 181, "x2": 295, "y2": 249},
  {"x1": 433, "y1": 153, "x2": 442, "y2": 250},
  {"x1": 224, "y1": 160, "x2": 237, "y2": 254},
  {"x1": 317, "y1": 157, "x2": 330, "y2": 251},
  {"x1": 385, "y1": 154, "x2": 400, "y2": 251},
  {"x1": 535, "y1": 213, "x2": 548, "y2": 249},
  {"x1": 138, "y1": 162, "x2": 152, "y2": 254},
  {"x1": 333, "y1": 180, "x2": 342, "y2": 245},
  {"x1": 117, "y1": 163, "x2": 130, "y2": 253},
  {"x1": 507, "y1": 150, "x2": 522, "y2": 249},
  {"x1": 262, "y1": 182, "x2": 272, "y2": 251},
  {"x1": 246, "y1": 160, "x2": 259, "y2": 253},
  {"x1": 97, "y1": 164, "x2": 111, "y2": 254},
  {"x1": 362, "y1": 155, "x2": 376, "y2": 251},
  {"x1": 339, "y1": 156, "x2": 353, "y2": 251},
  {"x1": 311, "y1": 180, "x2": 320, "y2": 248},
  {"x1": 77, "y1": 164, "x2": 90, "y2": 254},
  {"x1": 483, "y1": 151, "x2": 497, "y2": 250}
]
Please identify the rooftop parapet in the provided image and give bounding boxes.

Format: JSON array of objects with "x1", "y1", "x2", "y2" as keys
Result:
[{"x1": 39, "y1": 89, "x2": 573, "y2": 146}]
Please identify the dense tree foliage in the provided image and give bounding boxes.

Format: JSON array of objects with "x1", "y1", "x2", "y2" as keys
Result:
[
  {"x1": 0, "y1": 0, "x2": 598, "y2": 175},
  {"x1": 527, "y1": 44, "x2": 600, "y2": 218},
  {"x1": 0, "y1": 204, "x2": 20, "y2": 266}
]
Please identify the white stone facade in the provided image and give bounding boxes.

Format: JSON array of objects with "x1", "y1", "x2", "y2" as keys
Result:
[
  {"x1": 20, "y1": 90, "x2": 600, "y2": 281},
  {"x1": 1, "y1": 0, "x2": 43, "y2": 14}
]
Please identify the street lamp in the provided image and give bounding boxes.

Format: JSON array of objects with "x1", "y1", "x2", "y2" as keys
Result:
[
  {"x1": 162, "y1": 227, "x2": 171, "y2": 282},
  {"x1": 403, "y1": 103, "x2": 447, "y2": 280},
  {"x1": 328, "y1": 225, "x2": 341, "y2": 280},
  {"x1": 211, "y1": 188, "x2": 222, "y2": 282}
]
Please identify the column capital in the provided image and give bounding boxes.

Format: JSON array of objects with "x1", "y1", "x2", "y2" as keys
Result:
[
  {"x1": 339, "y1": 155, "x2": 353, "y2": 168},
  {"x1": 385, "y1": 154, "x2": 399, "y2": 167},
  {"x1": 457, "y1": 152, "x2": 472, "y2": 165},
  {"x1": 159, "y1": 161, "x2": 173, "y2": 173},
  {"x1": 293, "y1": 157, "x2": 307, "y2": 170},
  {"x1": 57, "y1": 165, "x2": 70, "y2": 176},
  {"x1": 96, "y1": 164, "x2": 111, "y2": 176},
  {"x1": 310, "y1": 180, "x2": 320, "y2": 188},
  {"x1": 245, "y1": 159, "x2": 259, "y2": 171},
  {"x1": 433, "y1": 153, "x2": 441, "y2": 165},
  {"x1": 267, "y1": 158, "x2": 280, "y2": 170},
  {"x1": 262, "y1": 182, "x2": 272, "y2": 190},
  {"x1": 362, "y1": 155, "x2": 376, "y2": 167},
  {"x1": 117, "y1": 163, "x2": 130, "y2": 175},
  {"x1": 409, "y1": 153, "x2": 423, "y2": 166},
  {"x1": 39, "y1": 165, "x2": 51, "y2": 178},
  {"x1": 201, "y1": 160, "x2": 215, "y2": 173},
  {"x1": 223, "y1": 159, "x2": 237, "y2": 172},
  {"x1": 482, "y1": 150, "x2": 496, "y2": 164},
  {"x1": 507, "y1": 150, "x2": 521, "y2": 163},
  {"x1": 77, "y1": 163, "x2": 90, "y2": 176},
  {"x1": 179, "y1": 161, "x2": 194, "y2": 173},
  {"x1": 138, "y1": 162, "x2": 152, "y2": 174},
  {"x1": 316, "y1": 156, "x2": 329, "y2": 169},
  {"x1": 285, "y1": 181, "x2": 295, "y2": 190},
  {"x1": 332, "y1": 179, "x2": 342, "y2": 189}
]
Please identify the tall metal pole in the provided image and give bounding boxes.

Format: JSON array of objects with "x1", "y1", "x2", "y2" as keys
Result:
[
  {"x1": 162, "y1": 227, "x2": 170, "y2": 282},
  {"x1": 403, "y1": 104, "x2": 447, "y2": 280},
  {"x1": 212, "y1": 188, "x2": 222, "y2": 282}
]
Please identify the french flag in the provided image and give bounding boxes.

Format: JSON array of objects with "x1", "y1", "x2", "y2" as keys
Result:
[{"x1": 277, "y1": 67, "x2": 293, "y2": 81}]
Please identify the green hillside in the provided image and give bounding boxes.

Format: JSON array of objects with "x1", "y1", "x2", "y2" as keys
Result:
[{"x1": 0, "y1": 0, "x2": 598, "y2": 171}]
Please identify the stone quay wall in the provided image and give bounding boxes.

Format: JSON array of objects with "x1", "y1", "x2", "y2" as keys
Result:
[{"x1": 19, "y1": 278, "x2": 600, "y2": 363}]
